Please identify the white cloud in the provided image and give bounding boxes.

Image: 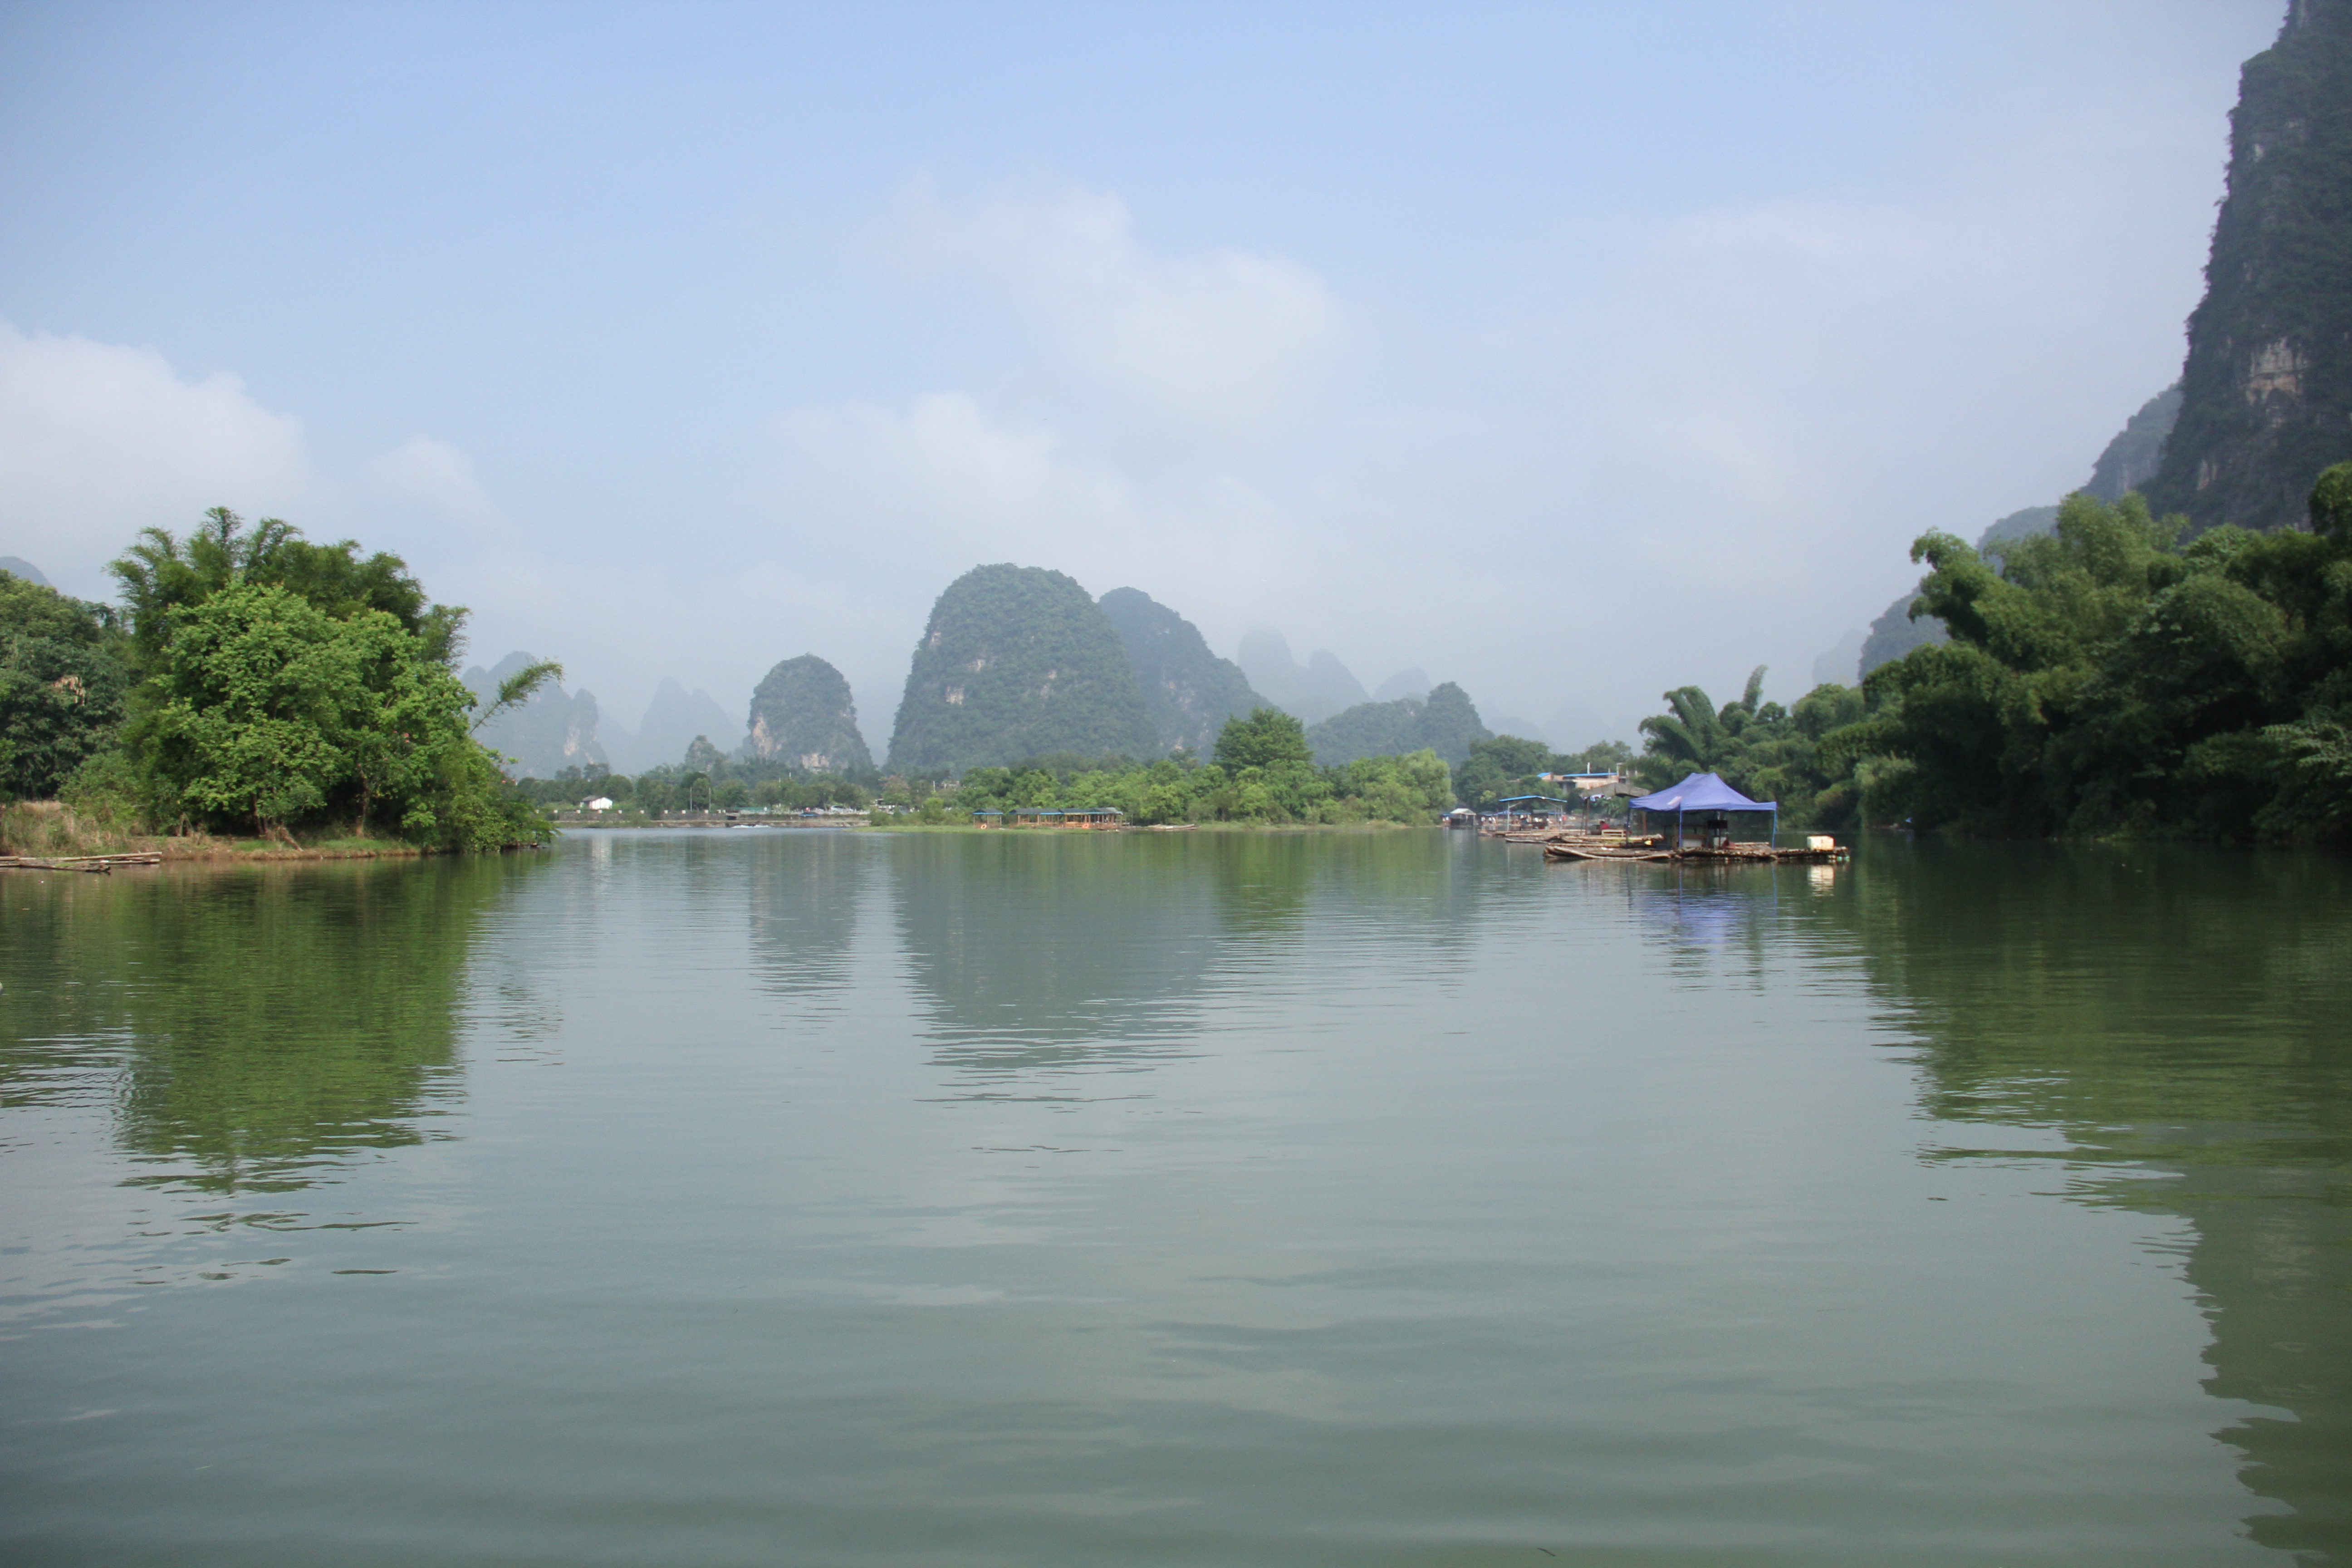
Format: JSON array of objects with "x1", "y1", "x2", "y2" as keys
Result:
[
  {"x1": 0, "y1": 321, "x2": 313, "y2": 595},
  {"x1": 898, "y1": 184, "x2": 1346, "y2": 441},
  {"x1": 363, "y1": 435, "x2": 508, "y2": 531}
]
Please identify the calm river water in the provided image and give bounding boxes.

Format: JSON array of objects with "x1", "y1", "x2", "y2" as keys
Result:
[{"x1": 2, "y1": 828, "x2": 2347, "y2": 1565}]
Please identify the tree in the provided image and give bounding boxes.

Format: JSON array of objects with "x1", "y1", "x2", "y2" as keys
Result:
[
  {"x1": 0, "y1": 571, "x2": 129, "y2": 799},
  {"x1": 1214, "y1": 706, "x2": 1312, "y2": 771},
  {"x1": 1832, "y1": 473, "x2": 2352, "y2": 841},
  {"x1": 111, "y1": 507, "x2": 461, "y2": 672}
]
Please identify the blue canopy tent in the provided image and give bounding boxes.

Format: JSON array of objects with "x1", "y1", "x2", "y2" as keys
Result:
[{"x1": 1627, "y1": 772, "x2": 1779, "y2": 849}]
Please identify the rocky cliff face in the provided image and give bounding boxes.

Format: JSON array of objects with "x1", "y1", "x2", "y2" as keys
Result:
[
  {"x1": 746, "y1": 654, "x2": 873, "y2": 774},
  {"x1": 2145, "y1": 0, "x2": 2352, "y2": 533},
  {"x1": 1097, "y1": 587, "x2": 1267, "y2": 755},
  {"x1": 887, "y1": 565, "x2": 1157, "y2": 770}
]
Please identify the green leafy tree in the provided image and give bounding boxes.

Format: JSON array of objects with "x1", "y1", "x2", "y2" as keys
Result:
[
  {"x1": 0, "y1": 571, "x2": 129, "y2": 799},
  {"x1": 111, "y1": 507, "x2": 460, "y2": 672},
  {"x1": 1830, "y1": 470, "x2": 2352, "y2": 841},
  {"x1": 1214, "y1": 706, "x2": 1312, "y2": 771},
  {"x1": 104, "y1": 510, "x2": 550, "y2": 849}
]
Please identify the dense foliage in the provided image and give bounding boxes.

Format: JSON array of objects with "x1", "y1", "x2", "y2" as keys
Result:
[
  {"x1": 510, "y1": 759, "x2": 873, "y2": 815},
  {"x1": 1837, "y1": 472, "x2": 2352, "y2": 842},
  {"x1": 0, "y1": 570, "x2": 129, "y2": 799},
  {"x1": 948, "y1": 744, "x2": 1452, "y2": 828},
  {"x1": 888, "y1": 564, "x2": 1157, "y2": 770},
  {"x1": 745, "y1": 654, "x2": 873, "y2": 773},
  {"x1": 2144, "y1": 0, "x2": 2352, "y2": 534},
  {"x1": 0, "y1": 510, "x2": 548, "y2": 849},
  {"x1": 1098, "y1": 586, "x2": 1266, "y2": 754},
  {"x1": 1213, "y1": 706, "x2": 1312, "y2": 770},
  {"x1": 1305, "y1": 682, "x2": 1491, "y2": 766}
]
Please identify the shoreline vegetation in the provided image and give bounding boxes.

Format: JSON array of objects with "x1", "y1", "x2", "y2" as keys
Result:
[
  {"x1": 1, "y1": 511, "x2": 555, "y2": 858},
  {"x1": 0, "y1": 801, "x2": 437, "y2": 862},
  {"x1": 10, "y1": 469, "x2": 2351, "y2": 855}
]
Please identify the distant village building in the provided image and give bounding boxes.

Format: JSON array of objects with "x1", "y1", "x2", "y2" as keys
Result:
[{"x1": 581, "y1": 795, "x2": 615, "y2": 812}]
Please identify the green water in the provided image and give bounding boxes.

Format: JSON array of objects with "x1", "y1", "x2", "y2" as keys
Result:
[{"x1": 1, "y1": 830, "x2": 2346, "y2": 1565}]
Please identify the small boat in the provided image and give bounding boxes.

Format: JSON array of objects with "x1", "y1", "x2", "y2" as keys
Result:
[{"x1": 1543, "y1": 842, "x2": 1674, "y2": 862}]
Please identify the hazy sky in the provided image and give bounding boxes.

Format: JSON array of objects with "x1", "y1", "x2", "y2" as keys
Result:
[{"x1": 0, "y1": 0, "x2": 2284, "y2": 750}]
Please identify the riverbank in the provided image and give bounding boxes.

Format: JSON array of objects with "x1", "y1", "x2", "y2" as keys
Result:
[
  {"x1": 859, "y1": 818, "x2": 1432, "y2": 833},
  {"x1": 0, "y1": 802, "x2": 426, "y2": 862}
]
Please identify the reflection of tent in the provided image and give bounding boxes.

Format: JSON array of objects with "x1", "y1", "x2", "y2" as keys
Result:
[{"x1": 1628, "y1": 772, "x2": 1778, "y2": 848}]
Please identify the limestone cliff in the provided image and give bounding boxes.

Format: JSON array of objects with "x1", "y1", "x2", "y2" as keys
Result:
[
  {"x1": 887, "y1": 565, "x2": 1157, "y2": 770},
  {"x1": 2145, "y1": 0, "x2": 2352, "y2": 532},
  {"x1": 746, "y1": 654, "x2": 873, "y2": 774}
]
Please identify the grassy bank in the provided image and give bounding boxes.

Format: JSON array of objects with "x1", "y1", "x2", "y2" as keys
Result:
[{"x1": 0, "y1": 801, "x2": 429, "y2": 861}]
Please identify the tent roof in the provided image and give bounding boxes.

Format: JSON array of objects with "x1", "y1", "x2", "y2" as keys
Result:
[{"x1": 1627, "y1": 772, "x2": 1777, "y2": 813}]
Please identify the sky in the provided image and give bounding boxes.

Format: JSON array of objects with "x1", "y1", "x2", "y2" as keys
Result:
[{"x1": 0, "y1": 0, "x2": 2287, "y2": 753}]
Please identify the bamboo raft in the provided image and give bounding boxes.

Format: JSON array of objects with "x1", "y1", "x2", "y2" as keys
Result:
[
  {"x1": 0, "y1": 853, "x2": 165, "y2": 873},
  {"x1": 1543, "y1": 840, "x2": 1848, "y2": 865}
]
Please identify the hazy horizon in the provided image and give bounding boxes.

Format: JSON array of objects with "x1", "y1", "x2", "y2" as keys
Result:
[{"x1": 0, "y1": 1, "x2": 2284, "y2": 754}]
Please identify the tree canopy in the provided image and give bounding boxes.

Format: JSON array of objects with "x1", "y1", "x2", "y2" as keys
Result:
[
  {"x1": 0, "y1": 570, "x2": 128, "y2": 799},
  {"x1": 2, "y1": 507, "x2": 553, "y2": 850},
  {"x1": 1213, "y1": 706, "x2": 1312, "y2": 771},
  {"x1": 1832, "y1": 470, "x2": 2352, "y2": 841}
]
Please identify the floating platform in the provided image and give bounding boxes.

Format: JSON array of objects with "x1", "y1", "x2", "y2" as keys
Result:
[
  {"x1": 0, "y1": 853, "x2": 164, "y2": 873},
  {"x1": 1543, "y1": 840, "x2": 1847, "y2": 865}
]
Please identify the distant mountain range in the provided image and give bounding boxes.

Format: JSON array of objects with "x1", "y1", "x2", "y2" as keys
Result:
[
  {"x1": 477, "y1": 568, "x2": 1498, "y2": 779},
  {"x1": 463, "y1": 653, "x2": 607, "y2": 778},
  {"x1": 1098, "y1": 587, "x2": 1267, "y2": 755},
  {"x1": 1235, "y1": 630, "x2": 1370, "y2": 726}
]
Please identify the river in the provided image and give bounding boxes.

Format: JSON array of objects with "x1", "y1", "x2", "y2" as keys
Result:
[{"x1": 2, "y1": 829, "x2": 2346, "y2": 1564}]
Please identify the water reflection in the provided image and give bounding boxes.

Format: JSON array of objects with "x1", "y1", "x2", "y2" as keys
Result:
[
  {"x1": 1835, "y1": 841, "x2": 2352, "y2": 1558},
  {"x1": 888, "y1": 833, "x2": 1221, "y2": 1088},
  {"x1": 0, "y1": 856, "x2": 525, "y2": 1195},
  {"x1": 745, "y1": 828, "x2": 867, "y2": 1005},
  {"x1": 888, "y1": 831, "x2": 1497, "y2": 1093}
]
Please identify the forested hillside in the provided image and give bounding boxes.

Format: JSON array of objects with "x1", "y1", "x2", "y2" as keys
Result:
[
  {"x1": 1097, "y1": 587, "x2": 1266, "y2": 754},
  {"x1": 887, "y1": 565, "x2": 1157, "y2": 770},
  {"x1": 1306, "y1": 682, "x2": 1492, "y2": 767}
]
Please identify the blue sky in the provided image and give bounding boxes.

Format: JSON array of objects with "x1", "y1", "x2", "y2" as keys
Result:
[{"x1": 0, "y1": 0, "x2": 2285, "y2": 750}]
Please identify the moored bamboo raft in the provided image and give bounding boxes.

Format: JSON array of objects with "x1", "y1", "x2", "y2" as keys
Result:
[
  {"x1": 1544, "y1": 840, "x2": 1848, "y2": 865},
  {"x1": 0, "y1": 853, "x2": 164, "y2": 873}
]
